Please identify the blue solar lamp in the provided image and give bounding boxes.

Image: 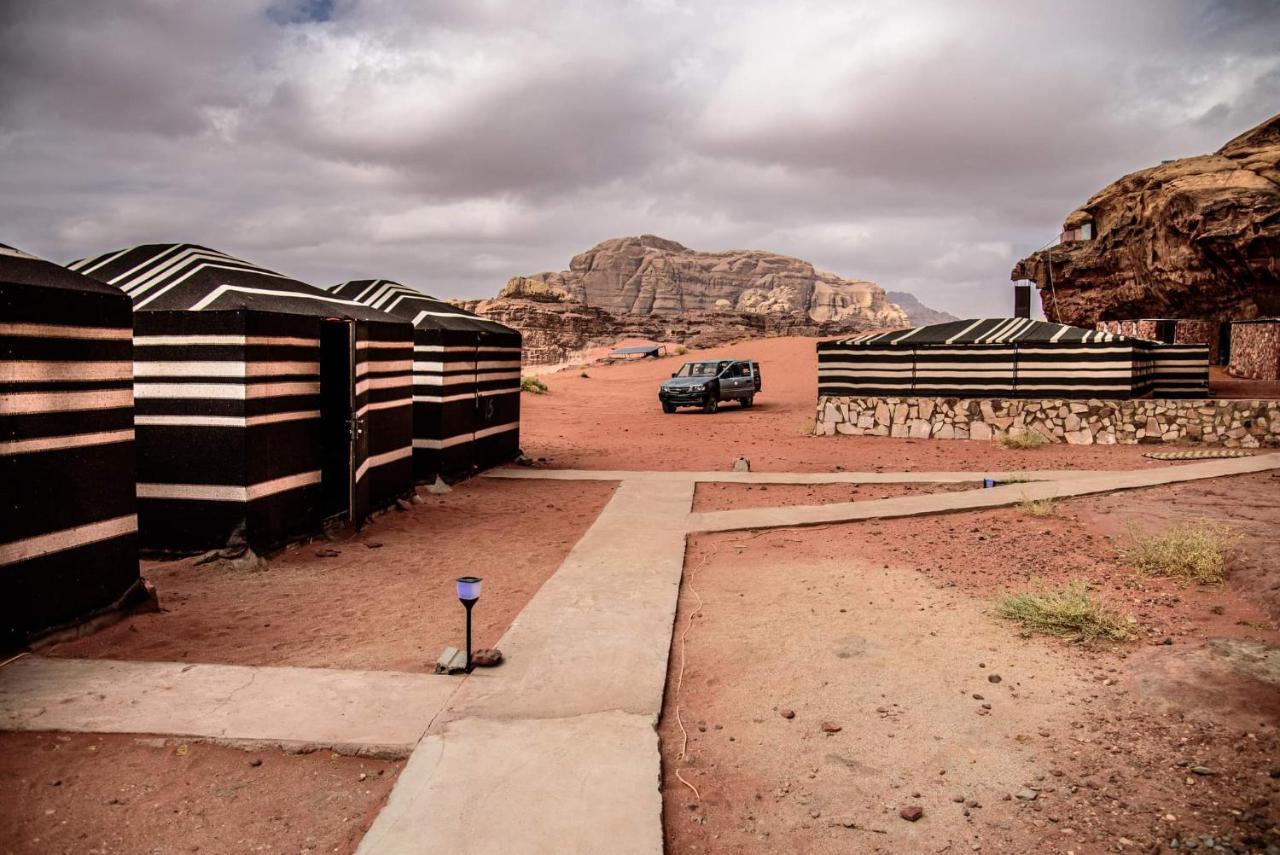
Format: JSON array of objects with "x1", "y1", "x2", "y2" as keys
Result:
[{"x1": 455, "y1": 576, "x2": 482, "y2": 673}]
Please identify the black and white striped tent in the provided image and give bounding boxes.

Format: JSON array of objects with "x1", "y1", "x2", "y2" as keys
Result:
[
  {"x1": 818, "y1": 318, "x2": 1209, "y2": 399},
  {"x1": 68, "y1": 244, "x2": 415, "y2": 552},
  {"x1": 2, "y1": 243, "x2": 142, "y2": 645},
  {"x1": 328, "y1": 280, "x2": 521, "y2": 481}
]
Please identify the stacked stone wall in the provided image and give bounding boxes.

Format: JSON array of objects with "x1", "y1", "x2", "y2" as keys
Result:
[
  {"x1": 1229, "y1": 323, "x2": 1280, "y2": 382},
  {"x1": 816, "y1": 396, "x2": 1279, "y2": 447},
  {"x1": 1095, "y1": 318, "x2": 1221, "y2": 363}
]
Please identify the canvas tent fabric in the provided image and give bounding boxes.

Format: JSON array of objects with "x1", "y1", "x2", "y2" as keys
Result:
[
  {"x1": 1, "y1": 243, "x2": 142, "y2": 646},
  {"x1": 67, "y1": 244, "x2": 414, "y2": 552},
  {"x1": 818, "y1": 318, "x2": 1208, "y2": 399},
  {"x1": 327, "y1": 280, "x2": 522, "y2": 482}
]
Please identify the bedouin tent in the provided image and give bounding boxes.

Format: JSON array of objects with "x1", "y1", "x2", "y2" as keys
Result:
[
  {"x1": 68, "y1": 244, "x2": 415, "y2": 553},
  {"x1": 818, "y1": 318, "x2": 1209, "y2": 400},
  {"x1": 2, "y1": 243, "x2": 142, "y2": 646},
  {"x1": 327, "y1": 280, "x2": 522, "y2": 482}
]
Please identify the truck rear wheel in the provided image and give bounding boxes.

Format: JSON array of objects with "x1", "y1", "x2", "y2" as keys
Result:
[
  {"x1": 662, "y1": 402, "x2": 676, "y2": 414},
  {"x1": 741, "y1": 396, "x2": 754, "y2": 408},
  {"x1": 703, "y1": 397, "x2": 718, "y2": 414}
]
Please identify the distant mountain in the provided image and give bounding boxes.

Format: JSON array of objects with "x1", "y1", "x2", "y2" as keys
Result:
[{"x1": 885, "y1": 291, "x2": 959, "y2": 326}]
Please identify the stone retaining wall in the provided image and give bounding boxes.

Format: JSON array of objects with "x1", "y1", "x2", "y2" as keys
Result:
[
  {"x1": 1229, "y1": 322, "x2": 1280, "y2": 382},
  {"x1": 1096, "y1": 318, "x2": 1221, "y2": 363},
  {"x1": 816, "y1": 396, "x2": 1280, "y2": 447}
]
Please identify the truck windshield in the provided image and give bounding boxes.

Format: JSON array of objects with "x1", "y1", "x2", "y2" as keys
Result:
[{"x1": 676, "y1": 361, "x2": 723, "y2": 378}]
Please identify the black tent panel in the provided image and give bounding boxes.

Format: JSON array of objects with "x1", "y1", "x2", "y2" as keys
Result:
[
  {"x1": 1, "y1": 243, "x2": 141, "y2": 646},
  {"x1": 818, "y1": 318, "x2": 1208, "y2": 400},
  {"x1": 70, "y1": 244, "x2": 414, "y2": 552},
  {"x1": 329, "y1": 280, "x2": 523, "y2": 482}
]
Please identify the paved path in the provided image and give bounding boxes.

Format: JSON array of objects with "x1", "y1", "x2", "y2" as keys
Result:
[
  {"x1": 487, "y1": 467, "x2": 1106, "y2": 484},
  {"x1": 0, "y1": 656, "x2": 454, "y2": 757},
  {"x1": 357, "y1": 479, "x2": 693, "y2": 855},
  {"x1": 688, "y1": 452, "x2": 1280, "y2": 532}
]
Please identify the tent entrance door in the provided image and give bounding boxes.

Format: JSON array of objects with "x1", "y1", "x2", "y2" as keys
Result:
[{"x1": 319, "y1": 319, "x2": 355, "y2": 521}]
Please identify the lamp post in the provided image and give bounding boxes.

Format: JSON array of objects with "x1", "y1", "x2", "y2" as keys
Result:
[{"x1": 455, "y1": 576, "x2": 482, "y2": 673}]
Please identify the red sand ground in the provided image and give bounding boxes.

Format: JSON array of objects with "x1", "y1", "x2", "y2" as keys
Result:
[
  {"x1": 519, "y1": 336, "x2": 1181, "y2": 473},
  {"x1": 47, "y1": 478, "x2": 617, "y2": 672},
  {"x1": 661, "y1": 473, "x2": 1280, "y2": 853},
  {"x1": 0, "y1": 732, "x2": 399, "y2": 854}
]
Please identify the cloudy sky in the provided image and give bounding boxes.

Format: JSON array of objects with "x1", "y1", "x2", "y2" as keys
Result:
[{"x1": 2, "y1": 0, "x2": 1277, "y2": 316}]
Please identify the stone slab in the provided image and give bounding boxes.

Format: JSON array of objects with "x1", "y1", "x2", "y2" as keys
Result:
[
  {"x1": 688, "y1": 452, "x2": 1280, "y2": 533},
  {"x1": 443, "y1": 479, "x2": 694, "y2": 723},
  {"x1": 356, "y1": 711, "x2": 661, "y2": 855},
  {"x1": 0, "y1": 656, "x2": 455, "y2": 756},
  {"x1": 486, "y1": 468, "x2": 1107, "y2": 484}
]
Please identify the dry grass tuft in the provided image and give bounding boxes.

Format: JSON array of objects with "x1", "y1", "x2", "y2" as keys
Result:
[
  {"x1": 673, "y1": 345, "x2": 689, "y2": 356},
  {"x1": 800, "y1": 415, "x2": 817, "y2": 436},
  {"x1": 999, "y1": 429, "x2": 1049, "y2": 449},
  {"x1": 520, "y1": 376, "x2": 549, "y2": 394},
  {"x1": 1119, "y1": 520, "x2": 1240, "y2": 584},
  {"x1": 1018, "y1": 495, "x2": 1057, "y2": 517},
  {"x1": 996, "y1": 581, "x2": 1134, "y2": 641}
]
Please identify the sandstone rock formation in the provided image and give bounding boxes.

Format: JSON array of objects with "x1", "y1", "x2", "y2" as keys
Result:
[
  {"x1": 501, "y1": 235, "x2": 909, "y2": 326},
  {"x1": 885, "y1": 291, "x2": 958, "y2": 326},
  {"x1": 1011, "y1": 112, "x2": 1280, "y2": 325}
]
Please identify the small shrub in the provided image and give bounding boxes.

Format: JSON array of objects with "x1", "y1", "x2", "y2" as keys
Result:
[
  {"x1": 1000, "y1": 429, "x2": 1049, "y2": 449},
  {"x1": 673, "y1": 346, "x2": 688, "y2": 356},
  {"x1": 579, "y1": 371, "x2": 590, "y2": 378},
  {"x1": 520, "y1": 376, "x2": 549, "y2": 394},
  {"x1": 996, "y1": 581, "x2": 1133, "y2": 641},
  {"x1": 1018, "y1": 496, "x2": 1057, "y2": 517},
  {"x1": 1119, "y1": 521, "x2": 1239, "y2": 584}
]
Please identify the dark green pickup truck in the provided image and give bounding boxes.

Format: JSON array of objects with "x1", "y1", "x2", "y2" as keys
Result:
[{"x1": 658, "y1": 359, "x2": 762, "y2": 413}]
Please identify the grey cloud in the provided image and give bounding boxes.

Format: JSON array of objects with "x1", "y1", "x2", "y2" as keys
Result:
[{"x1": 1, "y1": 0, "x2": 1277, "y2": 318}]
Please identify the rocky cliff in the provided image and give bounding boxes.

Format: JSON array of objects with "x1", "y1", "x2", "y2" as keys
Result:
[
  {"x1": 884, "y1": 291, "x2": 959, "y2": 326},
  {"x1": 1011, "y1": 112, "x2": 1280, "y2": 325},
  {"x1": 501, "y1": 235, "x2": 909, "y2": 325}
]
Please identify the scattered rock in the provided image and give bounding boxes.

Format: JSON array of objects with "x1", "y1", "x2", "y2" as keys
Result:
[
  {"x1": 426, "y1": 476, "x2": 453, "y2": 494},
  {"x1": 899, "y1": 805, "x2": 924, "y2": 822},
  {"x1": 779, "y1": 709, "x2": 795, "y2": 720},
  {"x1": 472, "y1": 648, "x2": 504, "y2": 667},
  {"x1": 820, "y1": 721, "x2": 842, "y2": 734},
  {"x1": 364, "y1": 542, "x2": 383, "y2": 549},
  {"x1": 1016, "y1": 788, "x2": 1039, "y2": 801},
  {"x1": 249, "y1": 758, "x2": 262, "y2": 768},
  {"x1": 1190, "y1": 766, "x2": 1216, "y2": 776},
  {"x1": 394, "y1": 498, "x2": 412, "y2": 512},
  {"x1": 988, "y1": 674, "x2": 1002, "y2": 684},
  {"x1": 314, "y1": 548, "x2": 341, "y2": 558},
  {"x1": 732, "y1": 457, "x2": 752, "y2": 472}
]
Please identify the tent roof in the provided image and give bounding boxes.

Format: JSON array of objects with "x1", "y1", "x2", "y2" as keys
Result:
[
  {"x1": 329, "y1": 279, "x2": 518, "y2": 336},
  {"x1": 828, "y1": 318, "x2": 1131, "y2": 347},
  {"x1": 67, "y1": 243, "x2": 399, "y2": 324},
  {"x1": 1, "y1": 242, "x2": 129, "y2": 298}
]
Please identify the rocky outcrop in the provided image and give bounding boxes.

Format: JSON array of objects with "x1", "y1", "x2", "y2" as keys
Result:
[
  {"x1": 885, "y1": 291, "x2": 958, "y2": 326},
  {"x1": 459, "y1": 296, "x2": 868, "y2": 365},
  {"x1": 1011, "y1": 112, "x2": 1280, "y2": 325},
  {"x1": 501, "y1": 235, "x2": 909, "y2": 326}
]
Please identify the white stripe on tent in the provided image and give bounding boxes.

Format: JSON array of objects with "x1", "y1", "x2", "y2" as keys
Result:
[
  {"x1": 411, "y1": 308, "x2": 482, "y2": 324},
  {"x1": 355, "y1": 399, "x2": 411, "y2": 418},
  {"x1": 0, "y1": 429, "x2": 135, "y2": 456},
  {"x1": 355, "y1": 376, "x2": 413, "y2": 395},
  {"x1": 474, "y1": 422, "x2": 519, "y2": 439},
  {"x1": 0, "y1": 322, "x2": 132, "y2": 341},
  {"x1": 1050, "y1": 324, "x2": 1071, "y2": 343},
  {"x1": 134, "y1": 411, "x2": 321, "y2": 428},
  {"x1": 356, "y1": 340, "x2": 410, "y2": 350},
  {"x1": 356, "y1": 359, "x2": 413, "y2": 377},
  {"x1": 137, "y1": 470, "x2": 321, "y2": 502},
  {"x1": 107, "y1": 243, "x2": 190, "y2": 287},
  {"x1": 187, "y1": 284, "x2": 367, "y2": 312},
  {"x1": 133, "y1": 335, "x2": 319, "y2": 347},
  {"x1": 133, "y1": 361, "x2": 318, "y2": 378},
  {"x1": 67, "y1": 246, "x2": 131, "y2": 274},
  {"x1": 889, "y1": 326, "x2": 926, "y2": 344},
  {"x1": 943, "y1": 319, "x2": 987, "y2": 344},
  {"x1": 125, "y1": 250, "x2": 266, "y2": 299},
  {"x1": 0, "y1": 514, "x2": 138, "y2": 566},
  {"x1": 8, "y1": 360, "x2": 133, "y2": 382},
  {"x1": 135, "y1": 261, "x2": 295, "y2": 309},
  {"x1": 2, "y1": 389, "x2": 134, "y2": 415},
  {"x1": 133, "y1": 381, "x2": 319, "y2": 400},
  {"x1": 355, "y1": 445, "x2": 413, "y2": 482}
]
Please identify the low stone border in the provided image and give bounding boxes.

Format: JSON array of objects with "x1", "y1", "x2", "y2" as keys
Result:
[{"x1": 815, "y1": 396, "x2": 1280, "y2": 447}]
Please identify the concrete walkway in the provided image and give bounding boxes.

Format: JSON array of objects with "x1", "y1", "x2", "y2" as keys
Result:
[
  {"x1": 357, "y1": 479, "x2": 694, "y2": 855},
  {"x1": 689, "y1": 452, "x2": 1280, "y2": 532},
  {"x1": 487, "y1": 467, "x2": 1107, "y2": 484},
  {"x1": 0, "y1": 656, "x2": 454, "y2": 757}
]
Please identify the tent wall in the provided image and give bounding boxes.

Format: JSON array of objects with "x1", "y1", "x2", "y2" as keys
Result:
[
  {"x1": 132, "y1": 309, "x2": 328, "y2": 551},
  {"x1": 471, "y1": 328, "x2": 523, "y2": 472},
  {"x1": 1, "y1": 279, "x2": 140, "y2": 645},
  {"x1": 353, "y1": 320, "x2": 414, "y2": 510},
  {"x1": 1149, "y1": 344, "x2": 1210, "y2": 397}
]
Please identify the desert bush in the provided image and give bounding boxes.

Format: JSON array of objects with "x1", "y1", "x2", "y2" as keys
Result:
[
  {"x1": 1018, "y1": 496, "x2": 1057, "y2": 517},
  {"x1": 520, "y1": 376, "x2": 549, "y2": 394},
  {"x1": 673, "y1": 346, "x2": 688, "y2": 356},
  {"x1": 999, "y1": 429, "x2": 1049, "y2": 449},
  {"x1": 579, "y1": 370, "x2": 590, "y2": 378},
  {"x1": 800, "y1": 415, "x2": 817, "y2": 436},
  {"x1": 996, "y1": 581, "x2": 1133, "y2": 641},
  {"x1": 1119, "y1": 521, "x2": 1239, "y2": 584}
]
